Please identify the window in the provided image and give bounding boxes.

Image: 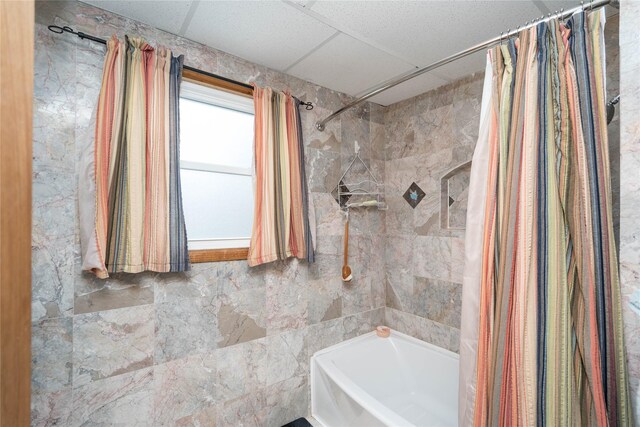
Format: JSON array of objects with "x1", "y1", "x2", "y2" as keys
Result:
[{"x1": 179, "y1": 74, "x2": 255, "y2": 262}]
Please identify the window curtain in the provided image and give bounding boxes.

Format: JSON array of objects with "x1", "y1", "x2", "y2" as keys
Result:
[
  {"x1": 460, "y1": 9, "x2": 631, "y2": 426},
  {"x1": 80, "y1": 36, "x2": 189, "y2": 278},
  {"x1": 248, "y1": 86, "x2": 315, "y2": 267}
]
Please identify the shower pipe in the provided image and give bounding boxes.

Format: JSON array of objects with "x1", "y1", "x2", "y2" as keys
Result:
[
  {"x1": 46, "y1": 25, "x2": 314, "y2": 111},
  {"x1": 315, "y1": 0, "x2": 618, "y2": 131}
]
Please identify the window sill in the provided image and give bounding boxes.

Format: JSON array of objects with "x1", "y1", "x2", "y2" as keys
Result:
[{"x1": 189, "y1": 248, "x2": 249, "y2": 263}]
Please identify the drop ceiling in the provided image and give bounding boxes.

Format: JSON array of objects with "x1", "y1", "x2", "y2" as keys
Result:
[{"x1": 81, "y1": 0, "x2": 599, "y2": 106}]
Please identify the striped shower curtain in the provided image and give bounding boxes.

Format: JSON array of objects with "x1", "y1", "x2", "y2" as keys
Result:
[
  {"x1": 460, "y1": 10, "x2": 631, "y2": 426},
  {"x1": 248, "y1": 86, "x2": 315, "y2": 267},
  {"x1": 80, "y1": 36, "x2": 189, "y2": 278}
]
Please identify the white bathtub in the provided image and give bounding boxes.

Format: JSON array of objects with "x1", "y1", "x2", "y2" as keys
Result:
[{"x1": 311, "y1": 329, "x2": 459, "y2": 427}]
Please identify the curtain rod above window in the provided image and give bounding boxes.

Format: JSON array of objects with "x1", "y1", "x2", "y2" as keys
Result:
[
  {"x1": 46, "y1": 25, "x2": 314, "y2": 111},
  {"x1": 315, "y1": 0, "x2": 617, "y2": 131}
]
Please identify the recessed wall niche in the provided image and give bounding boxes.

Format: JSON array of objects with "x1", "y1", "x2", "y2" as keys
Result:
[{"x1": 440, "y1": 161, "x2": 472, "y2": 230}]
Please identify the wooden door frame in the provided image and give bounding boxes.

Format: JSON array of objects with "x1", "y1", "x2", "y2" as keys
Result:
[{"x1": 0, "y1": 1, "x2": 34, "y2": 425}]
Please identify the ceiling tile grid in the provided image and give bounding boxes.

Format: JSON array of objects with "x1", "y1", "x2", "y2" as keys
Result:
[
  {"x1": 184, "y1": 1, "x2": 337, "y2": 71},
  {"x1": 81, "y1": 0, "x2": 588, "y2": 106},
  {"x1": 286, "y1": 32, "x2": 416, "y2": 96},
  {"x1": 82, "y1": 0, "x2": 196, "y2": 35}
]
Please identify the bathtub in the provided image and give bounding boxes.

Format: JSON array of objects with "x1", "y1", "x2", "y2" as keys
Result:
[{"x1": 311, "y1": 329, "x2": 459, "y2": 427}]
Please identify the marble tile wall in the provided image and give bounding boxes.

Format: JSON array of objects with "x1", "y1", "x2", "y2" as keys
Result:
[
  {"x1": 619, "y1": 2, "x2": 640, "y2": 420},
  {"x1": 381, "y1": 16, "x2": 624, "y2": 362},
  {"x1": 31, "y1": 1, "x2": 386, "y2": 425},
  {"x1": 382, "y1": 72, "x2": 483, "y2": 353}
]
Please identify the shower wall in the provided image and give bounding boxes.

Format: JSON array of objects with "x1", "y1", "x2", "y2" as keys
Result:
[
  {"x1": 619, "y1": 1, "x2": 640, "y2": 420},
  {"x1": 382, "y1": 73, "x2": 482, "y2": 353},
  {"x1": 382, "y1": 15, "x2": 622, "y2": 357},
  {"x1": 31, "y1": 1, "x2": 385, "y2": 425}
]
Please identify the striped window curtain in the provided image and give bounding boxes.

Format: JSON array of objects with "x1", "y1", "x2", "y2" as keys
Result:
[
  {"x1": 248, "y1": 86, "x2": 315, "y2": 267},
  {"x1": 80, "y1": 35, "x2": 189, "y2": 278},
  {"x1": 461, "y1": 9, "x2": 631, "y2": 426}
]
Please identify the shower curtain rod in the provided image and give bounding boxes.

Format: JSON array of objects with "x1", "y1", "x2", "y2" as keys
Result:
[
  {"x1": 46, "y1": 25, "x2": 314, "y2": 110},
  {"x1": 315, "y1": 0, "x2": 617, "y2": 131}
]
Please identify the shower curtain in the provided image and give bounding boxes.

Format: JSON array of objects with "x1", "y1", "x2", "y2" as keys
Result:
[{"x1": 459, "y1": 9, "x2": 631, "y2": 426}]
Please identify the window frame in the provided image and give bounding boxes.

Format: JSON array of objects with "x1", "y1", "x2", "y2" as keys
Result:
[{"x1": 181, "y1": 69, "x2": 254, "y2": 263}]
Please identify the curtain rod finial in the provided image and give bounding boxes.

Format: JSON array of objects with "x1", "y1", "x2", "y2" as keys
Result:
[{"x1": 316, "y1": 122, "x2": 325, "y2": 131}]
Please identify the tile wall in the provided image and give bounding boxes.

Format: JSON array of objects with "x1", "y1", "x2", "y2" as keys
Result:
[
  {"x1": 619, "y1": 2, "x2": 640, "y2": 420},
  {"x1": 382, "y1": 72, "x2": 484, "y2": 353}
]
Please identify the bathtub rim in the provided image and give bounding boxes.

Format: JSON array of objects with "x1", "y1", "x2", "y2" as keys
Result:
[{"x1": 311, "y1": 328, "x2": 459, "y2": 427}]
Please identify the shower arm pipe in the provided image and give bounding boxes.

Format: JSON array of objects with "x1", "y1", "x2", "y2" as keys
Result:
[
  {"x1": 315, "y1": 0, "x2": 616, "y2": 131},
  {"x1": 45, "y1": 25, "x2": 314, "y2": 110}
]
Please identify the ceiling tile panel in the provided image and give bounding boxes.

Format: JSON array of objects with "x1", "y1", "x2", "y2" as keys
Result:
[
  {"x1": 536, "y1": 0, "x2": 581, "y2": 15},
  {"x1": 289, "y1": 0, "x2": 316, "y2": 6},
  {"x1": 287, "y1": 33, "x2": 416, "y2": 97},
  {"x1": 368, "y1": 72, "x2": 449, "y2": 106},
  {"x1": 82, "y1": 0, "x2": 194, "y2": 35},
  {"x1": 184, "y1": 1, "x2": 336, "y2": 71},
  {"x1": 539, "y1": 0, "x2": 619, "y2": 17},
  {"x1": 430, "y1": 50, "x2": 487, "y2": 84}
]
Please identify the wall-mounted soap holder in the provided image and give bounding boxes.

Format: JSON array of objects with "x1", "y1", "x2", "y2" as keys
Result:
[{"x1": 332, "y1": 142, "x2": 386, "y2": 211}]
